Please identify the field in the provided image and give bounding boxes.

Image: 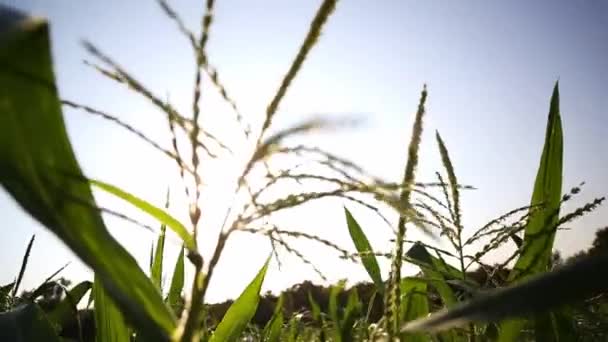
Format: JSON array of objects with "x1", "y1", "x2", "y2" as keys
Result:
[{"x1": 1, "y1": 1, "x2": 607, "y2": 341}]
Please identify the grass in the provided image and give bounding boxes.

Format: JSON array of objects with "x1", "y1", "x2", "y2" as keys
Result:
[{"x1": 0, "y1": 1, "x2": 607, "y2": 341}]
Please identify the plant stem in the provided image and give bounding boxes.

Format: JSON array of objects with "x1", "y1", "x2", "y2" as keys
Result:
[{"x1": 177, "y1": 258, "x2": 204, "y2": 342}]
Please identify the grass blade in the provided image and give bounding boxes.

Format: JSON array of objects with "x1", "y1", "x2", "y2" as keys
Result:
[
  {"x1": 166, "y1": 246, "x2": 185, "y2": 314},
  {"x1": 500, "y1": 82, "x2": 564, "y2": 340},
  {"x1": 399, "y1": 278, "x2": 430, "y2": 342},
  {"x1": 93, "y1": 275, "x2": 130, "y2": 342},
  {"x1": 262, "y1": 295, "x2": 284, "y2": 342},
  {"x1": 308, "y1": 291, "x2": 322, "y2": 322},
  {"x1": 151, "y1": 225, "x2": 166, "y2": 292},
  {"x1": 210, "y1": 257, "x2": 271, "y2": 342},
  {"x1": 11, "y1": 235, "x2": 35, "y2": 299},
  {"x1": 406, "y1": 243, "x2": 461, "y2": 307},
  {"x1": 401, "y1": 252, "x2": 608, "y2": 333},
  {"x1": 46, "y1": 281, "x2": 92, "y2": 332},
  {"x1": 339, "y1": 288, "x2": 362, "y2": 342},
  {"x1": 344, "y1": 207, "x2": 384, "y2": 294},
  {"x1": 90, "y1": 179, "x2": 195, "y2": 251},
  {"x1": 509, "y1": 81, "x2": 564, "y2": 280},
  {"x1": 0, "y1": 8, "x2": 176, "y2": 337},
  {"x1": 151, "y1": 189, "x2": 170, "y2": 292}
]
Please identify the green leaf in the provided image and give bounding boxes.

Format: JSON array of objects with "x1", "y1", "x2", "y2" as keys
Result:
[
  {"x1": 328, "y1": 280, "x2": 345, "y2": 327},
  {"x1": 509, "y1": 81, "x2": 564, "y2": 280},
  {"x1": 0, "y1": 303, "x2": 61, "y2": 342},
  {"x1": 93, "y1": 275, "x2": 130, "y2": 342},
  {"x1": 401, "y1": 252, "x2": 608, "y2": 333},
  {"x1": 90, "y1": 179, "x2": 195, "y2": 251},
  {"x1": 166, "y1": 246, "x2": 185, "y2": 314},
  {"x1": 210, "y1": 257, "x2": 271, "y2": 342},
  {"x1": 500, "y1": 82, "x2": 564, "y2": 340},
  {"x1": 12, "y1": 235, "x2": 35, "y2": 299},
  {"x1": 308, "y1": 291, "x2": 322, "y2": 322},
  {"x1": 151, "y1": 189, "x2": 170, "y2": 292},
  {"x1": 339, "y1": 288, "x2": 362, "y2": 342},
  {"x1": 399, "y1": 278, "x2": 430, "y2": 342},
  {"x1": 405, "y1": 243, "x2": 460, "y2": 307},
  {"x1": 262, "y1": 295, "x2": 284, "y2": 342},
  {"x1": 151, "y1": 225, "x2": 166, "y2": 292},
  {"x1": 0, "y1": 8, "x2": 175, "y2": 337},
  {"x1": 46, "y1": 281, "x2": 92, "y2": 331},
  {"x1": 344, "y1": 207, "x2": 384, "y2": 293}
]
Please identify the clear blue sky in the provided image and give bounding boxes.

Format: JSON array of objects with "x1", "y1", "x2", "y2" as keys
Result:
[{"x1": 1, "y1": 0, "x2": 607, "y2": 303}]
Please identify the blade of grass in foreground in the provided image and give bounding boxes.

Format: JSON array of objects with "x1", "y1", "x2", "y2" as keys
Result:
[
  {"x1": 500, "y1": 82, "x2": 564, "y2": 341},
  {"x1": 210, "y1": 257, "x2": 271, "y2": 342},
  {"x1": 344, "y1": 207, "x2": 384, "y2": 294},
  {"x1": 90, "y1": 179, "x2": 195, "y2": 251},
  {"x1": 0, "y1": 7, "x2": 175, "y2": 337},
  {"x1": 401, "y1": 252, "x2": 608, "y2": 333}
]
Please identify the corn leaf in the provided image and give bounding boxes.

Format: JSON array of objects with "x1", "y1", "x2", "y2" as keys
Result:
[
  {"x1": 93, "y1": 275, "x2": 131, "y2": 342},
  {"x1": 91, "y1": 179, "x2": 195, "y2": 251},
  {"x1": 210, "y1": 257, "x2": 271, "y2": 342},
  {"x1": 344, "y1": 207, "x2": 384, "y2": 294},
  {"x1": 500, "y1": 82, "x2": 564, "y2": 340},
  {"x1": 0, "y1": 7, "x2": 175, "y2": 337},
  {"x1": 151, "y1": 225, "x2": 166, "y2": 292},
  {"x1": 401, "y1": 252, "x2": 608, "y2": 333},
  {"x1": 0, "y1": 304, "x2": 61, "y2": 341},
  {"x1": 308, "y1": 291, "x2": 322, "y2": 322},
  {"x1": 46, "y1": 280, "x2": 92, "y2": 331},
  {"x1": 338, "y1": 288, "x2": 362, "y2": 342},
  {"x1": 405, "y1": 243, "x2": 460, "y2": 307},
  {"x1": 399, "y1": 278, "x2": 430, "y2": 342},
  {"x1": 166, "y1": 246, "x2": 185, "y2": 314},
  {"x1": 328, "y1": 280, "x2": 345, "y2": 326},
  {"x1": 11, "y1": 235, "x2": 35, "y2": 299},
  {"x1": 262, "y1": 295, "x2": 284, "y2": 342}
]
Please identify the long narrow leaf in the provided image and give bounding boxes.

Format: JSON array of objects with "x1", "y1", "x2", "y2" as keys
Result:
[
  {"x1": 151, "y1": 189, "x2": 170, "y2": 292},
  {"x1": 509, "y1": 81, "x2": 564, "y2": 280},
  {"x1": 210, "y1": 257, "x2": 271, "y2": 342},
  {"x1": 46, "y1": 281, "x2": 92, "y2": 331},
  {"x1": 399, "y1": 278, "x2": 430, "y2": 342},
  {"x1": 344, "y1": 207, "x2": 384, "y2": 293},
  {"x1": 406, "y1": 243, "x2": 460, "y2": 307},
  {"x1": 12, "y1": 235, "x2": 35, "y2": 298},
  {"x1": 0, "y1": 8, "x2": 176, "y2": 337},
  {"x1": 262, "y1": 295, "x2": 284, "y2": 342},
  {"x1": 500, "y1": 82, "x2": 564, "y2": 340},
  {"x1": 401, "y1": 252, "x2": 608, "y2": 333},
  {"x1": 90, "y1": 179, "x2": 195, "y2": 250},
  {"x1": 166, "y1": 246, "x2": 185, "y2": 314},
  {"x1": 93, "y1": 275, "x2": 130, "y2": 342},
  {"x1": 151, "y1": 225, "x2": 166, "y2": 292}
]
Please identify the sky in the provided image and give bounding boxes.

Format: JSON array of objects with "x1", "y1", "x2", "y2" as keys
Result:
[{"x1": 1, "y1": 0, "x2": 607, "y2": 304}]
